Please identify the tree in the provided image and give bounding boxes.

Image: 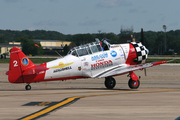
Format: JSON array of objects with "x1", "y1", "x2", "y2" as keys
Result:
[
  {"x1": 69, "y1": 42, "x2": 76, "y2": 49},
  {"x1": 63, "y1": 44, "x2": 70, "y2": 55},
  {"x1": 103, "y1": 33, "x2": 119, "y2": 44},
  {"x1": 0, "y1": 36, "x2": 6, "y2": 43},
  {"x1": 17, "y1": 38, "x2": 43, "y2": 55}
]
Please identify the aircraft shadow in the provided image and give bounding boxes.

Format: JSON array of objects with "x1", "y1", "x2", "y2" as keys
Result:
[{"x1": 0, "y1": 87, "x2": 138, "y2": 91}]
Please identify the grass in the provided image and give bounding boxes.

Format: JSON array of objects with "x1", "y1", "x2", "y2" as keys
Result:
[
  {"x1": 0, "y1": 58, "x2": 179, "y2": 64},
  {"x1": 146, "y1": 59, "x2": 179, "y2": 63},
  {"x1": 149, "y1": 55, "x2": 179, "y2": 57}
]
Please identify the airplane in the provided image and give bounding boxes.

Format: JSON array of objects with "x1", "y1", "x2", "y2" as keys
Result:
[{"x1": 6, "y1": 38, "x2": 167, "y2": 90}]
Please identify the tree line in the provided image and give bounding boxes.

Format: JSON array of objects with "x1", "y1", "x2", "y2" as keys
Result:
[{"x1": 0, "y1": 29, "x2": 180, "y2": 55}]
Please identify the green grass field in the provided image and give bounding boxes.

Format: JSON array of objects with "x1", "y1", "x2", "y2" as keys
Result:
[{"x1": 146, "y1": 59, "x2": 179, "y2": 63}]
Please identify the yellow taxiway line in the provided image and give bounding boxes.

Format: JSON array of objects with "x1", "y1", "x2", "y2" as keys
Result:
[{"x1": 19, "y1": 89, "x2": 180, "y2": 120}]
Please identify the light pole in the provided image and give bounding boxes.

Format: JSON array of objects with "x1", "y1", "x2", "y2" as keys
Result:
[
  {"x1": 98, "y1": 30, "x2": 101, "y2": 39},
  {"x1": 163, "y1": 25, "x2": 167, "y2": 54}
]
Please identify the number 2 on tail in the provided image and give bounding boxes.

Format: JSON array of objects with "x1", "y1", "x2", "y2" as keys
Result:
[{"x1": 13, "y1": 60, "x2": 18, "y2": 67}]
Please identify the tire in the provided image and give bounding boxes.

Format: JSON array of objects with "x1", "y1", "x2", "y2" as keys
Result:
[
  {"x1": 128, "y1": 79, "x2": 140, "y2": 89},
  {"x1": 104, "y1": 77, "x2": 116, "y2": 89},
  {"x1": 25, "y1": 85, "x2": 31, "y2": 90}
]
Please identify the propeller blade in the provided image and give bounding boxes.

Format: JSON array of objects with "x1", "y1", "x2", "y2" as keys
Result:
[{"x1": 144, "y1": 68, "x2": 147, "y2": 76}]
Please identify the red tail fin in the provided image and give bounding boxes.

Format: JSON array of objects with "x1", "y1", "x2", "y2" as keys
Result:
[{"x1": 8, "y1": 47, "x2": 35, "y2": 83}]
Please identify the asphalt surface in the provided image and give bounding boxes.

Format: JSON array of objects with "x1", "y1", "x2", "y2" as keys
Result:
[{"x1": 0, "y1": 63, "x2": 180, "y2": 120}]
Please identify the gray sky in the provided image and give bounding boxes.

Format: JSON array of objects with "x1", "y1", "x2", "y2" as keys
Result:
[{"x1": 0, "y1": 0, "x2": 179, "y2": 34}]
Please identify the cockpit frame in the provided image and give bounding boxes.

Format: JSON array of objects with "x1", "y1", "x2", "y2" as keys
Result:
[{"x1": 68, "y1": 39, "x2": 108, "y2": 57}]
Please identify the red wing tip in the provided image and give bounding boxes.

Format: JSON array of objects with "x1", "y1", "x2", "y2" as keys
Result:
[
  {"x1": 153, "y1": 61, "x2": 167, "y2": 66},
  {"x1": 163, "y1": 61, "x2": 167, "y2": 63},
  {"x1": 160, "y1": 61, "x2": 167, "y2": 64}
]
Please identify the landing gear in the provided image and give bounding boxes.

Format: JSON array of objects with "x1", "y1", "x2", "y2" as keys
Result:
[
  {"x1": 104, "y1": 77, "x2": 116, "y2": 89},
  {"x1": 25, "y1": 84, "x2": 31, "y2": 90},
  {"x1": 128, "y1": 79, "x2": 140, "y2": 89},
  {"x1": 128, "y1": 71, "x2": 140, "y2": 89}
]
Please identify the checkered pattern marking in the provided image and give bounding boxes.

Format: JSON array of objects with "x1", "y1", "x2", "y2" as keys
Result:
[{"x1": 131, "y1": 42, "x2": 148, "y2": 64}]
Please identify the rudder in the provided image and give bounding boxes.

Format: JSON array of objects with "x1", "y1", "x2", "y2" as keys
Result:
[{"x1": 8, "y1": 47, "x2": 35, "y2": 83}]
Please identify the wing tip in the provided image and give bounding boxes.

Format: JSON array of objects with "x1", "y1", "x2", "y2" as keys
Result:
[{"x1": 152, "y1": 61, "x2": 167, "y2": 66}]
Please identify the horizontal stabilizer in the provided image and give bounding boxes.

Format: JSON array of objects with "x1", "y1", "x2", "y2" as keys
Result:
[{"x1": 22, "y1": 66, "x2": 49, "y2": 75}]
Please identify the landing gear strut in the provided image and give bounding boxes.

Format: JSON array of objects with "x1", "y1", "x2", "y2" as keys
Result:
[
  {"x1": 104, "y1": 77, "x2": 116, "y2": 89},
  {"x1": 128, "y1": 71, "x2": 140, "y2": 89},
  {"x1": 25, "y1": 84, "x2": 31, "y2": 90}
]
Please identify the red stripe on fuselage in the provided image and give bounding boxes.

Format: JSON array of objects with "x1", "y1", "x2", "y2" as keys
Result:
[
  {"x1": 22, "y1": 62, "x2": 89, "y2": 84},
  {"x1": 23, "y1": 62, "x2": 47, "y2": 84},
  {"x1": 126, "y1": 44, "x2": 137, "y2": 65}
]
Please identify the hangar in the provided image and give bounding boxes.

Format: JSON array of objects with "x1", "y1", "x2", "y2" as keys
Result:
[
  {"x1": 33, "y1": 40, "x2": 71, "y2": 50},
  {"x1": 0, "y1": 43, "x2": 22, "y2": 58},
  {"x1": 0, "y1": 40, "x2": 71, "y2": 57}
]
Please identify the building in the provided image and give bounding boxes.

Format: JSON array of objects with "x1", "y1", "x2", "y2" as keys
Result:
[
  {"x1": 33, "y1": 40, "x2": 71, "y2": 50},
  {"x1": 0, "y1": 44, "x2": 22, "y2": 56},
  {"x1": 119, "y1": 27, "x2": 135, "y2": 44},
  {"x1": 0, "y1": 40, "x2": 71, "y2": 56}
]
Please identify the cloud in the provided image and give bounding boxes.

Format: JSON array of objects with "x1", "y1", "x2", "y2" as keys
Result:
[
  {"x1": 169, "y1": 22, "x2": 179, "y2": 27},
  {"x1": 128, "y1": 8, "x2": 138, "y2": 13},
  {"x1": 161, "y1": 16, "x2": 165, "y2": 22},
  {"x1": 3, "y1": 0, "x2": 20, "y2": 2},
  {"x1": 27, "y1": 27, "x2": 39, "y2": 31},
  {"x1": 79, "y1": 20, "x2": 101, "y2": 26},
  {"x1": 49, "y1": 0, "x2": 58, "y2": 2},
  {"x1": 34, "y1": 20, "x2": 68, "y2": 27},
  {"x1": 146, "y1": 20, "x2": 156, "y2": 24},
  {"x1": 97, "y1": 0, "x2": 132, "y2": 8},
  {"x1": 141, "y1": 10, "x2": 147, "y2": 14},
  {"x1": 111, "y1": 17, "x2": 118, "y2": 21}
]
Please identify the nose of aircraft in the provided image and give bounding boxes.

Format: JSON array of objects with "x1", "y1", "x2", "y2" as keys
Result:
[{"x1": 130, "y1": 42, "x2": 148, "y2": 64}]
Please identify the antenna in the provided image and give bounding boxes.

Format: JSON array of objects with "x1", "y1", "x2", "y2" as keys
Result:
[{"x1": 55, "y1": 51, "x2": 63, "y2": 58}]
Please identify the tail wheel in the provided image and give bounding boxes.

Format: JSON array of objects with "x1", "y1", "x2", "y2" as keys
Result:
[
  {"x1": 128, "y1": 79, "x2": 140, "y2": 89},
  {"x1": 25, "y1": 84, "x2": 31, "y2": 90},
  {"x1": 104, "y1": 77, "x2": 116, "y2": 89}
]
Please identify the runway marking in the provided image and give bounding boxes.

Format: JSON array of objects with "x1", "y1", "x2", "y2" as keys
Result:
[
  {"x1": 35, "y1": 102, "x2": 51, "y2": 106},
  {"x1": 0, "y1": 90, "x2": 126, "y2": 97},
  {"x1": 19, "y1": 89, "x2": 180, "y2": 120},
  {"x1": 23, "y1": 102, "x2": 58, "y2": 106},
  {"x1": 20, "y1": 97, "x2": 80, "y2": 120},
  {"x1": 1, "y1": 88, "x2": 179, "y2": 97}
]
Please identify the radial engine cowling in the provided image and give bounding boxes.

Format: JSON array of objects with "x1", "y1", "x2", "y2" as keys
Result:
[{"x1": 130, "y1": 42, "x2": 148, "y2": 64}]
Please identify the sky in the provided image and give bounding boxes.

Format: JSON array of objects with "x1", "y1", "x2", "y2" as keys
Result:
[{"x1": 0, "y1": 0, "x2": 180, "y2": 35}]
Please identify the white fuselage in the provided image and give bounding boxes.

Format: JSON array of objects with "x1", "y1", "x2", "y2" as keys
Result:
[{"x1": 44, "y1": 43, "x2": 130, "y2": 80}]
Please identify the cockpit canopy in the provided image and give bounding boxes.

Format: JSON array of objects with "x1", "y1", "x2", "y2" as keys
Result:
[{"x1": 67, "y1": 38, "x2": 111, "y2": 57}]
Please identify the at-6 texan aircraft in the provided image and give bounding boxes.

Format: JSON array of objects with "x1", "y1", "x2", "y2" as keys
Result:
[{"x1": 6, "y1": 38, "x2": 167, "y2": 90}]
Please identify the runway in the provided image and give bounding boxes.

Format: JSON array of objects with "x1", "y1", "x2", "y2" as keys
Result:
[{"x1": 0, "y1": 63, "x2": 180, "y2": 120}]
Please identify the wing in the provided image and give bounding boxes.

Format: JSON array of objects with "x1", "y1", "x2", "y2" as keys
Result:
[{"x1": 94, "y1": 61, "x2": 167, "y2": 78}]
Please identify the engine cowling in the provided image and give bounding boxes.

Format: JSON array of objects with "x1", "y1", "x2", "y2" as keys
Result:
[
  {"x1": 126, "y1": 42, "x2": 148, "y2": 65},
  {"x1": 131, "y1": 42, "x2": 148, "y2": 64}
]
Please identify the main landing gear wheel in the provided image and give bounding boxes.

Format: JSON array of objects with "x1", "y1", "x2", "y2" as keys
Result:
[
  {"x1": 104, "y1": 77, "x2": 116, "y2": 89},
  {"x1": 128, "y1": 79, "x2": 140, "y2": 89},
  {"x1": 25, "y1": 84, "x2": 31, "y2": 90}
]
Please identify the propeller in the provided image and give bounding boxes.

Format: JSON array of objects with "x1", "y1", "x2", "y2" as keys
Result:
[{"x1": 144, "y1": 68, "x2": 147, "y2": 76}]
